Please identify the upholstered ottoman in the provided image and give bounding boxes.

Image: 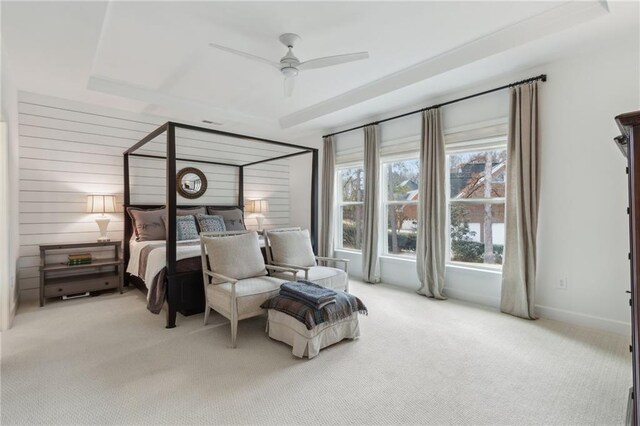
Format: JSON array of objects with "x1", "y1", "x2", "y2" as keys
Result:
[{"x1": 265, "y1": 309, "x2": 360, "y2": 359}]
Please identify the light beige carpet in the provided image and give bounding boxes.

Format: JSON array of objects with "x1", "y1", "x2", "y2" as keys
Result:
[{"x1": 1, "y1": 280, "x2": 631, "y2": 425}]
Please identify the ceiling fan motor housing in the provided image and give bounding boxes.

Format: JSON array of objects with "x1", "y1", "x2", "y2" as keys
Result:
[{"x1": 281, "y1": 67, "x2": 298, "y2": 78}]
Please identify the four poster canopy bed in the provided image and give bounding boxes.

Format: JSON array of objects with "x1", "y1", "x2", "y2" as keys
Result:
[{"x1": 123, "y1": 122, "x2": 318, "y2": 328}]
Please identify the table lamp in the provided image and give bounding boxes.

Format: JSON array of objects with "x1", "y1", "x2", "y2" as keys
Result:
[
  {"x1": 87, "y1": 195, "x2": 116, "y2": 242},
  {"x1": 246, "y1": 199, "x2": 269, "y2": 231}
]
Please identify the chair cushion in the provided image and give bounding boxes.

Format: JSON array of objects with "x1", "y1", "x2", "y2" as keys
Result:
[
  {"x1": 208, "y1": 276, "x2": 284, "y2": 318},
  {"x1": 204, "y1": 231, "x2": 267, "y2": 283},
  {"x1": 196, "y1": 214, "x2": 226, "y2": 233},
  {"x1": 207, "y1": 207, "x2": 246, "y2": 231},
  {"x1": 268, "y1": 229, "x2": 317, "y2": 268},
  {"x1": 273, "y1": 266, "x2": 348, "y2": 292}
]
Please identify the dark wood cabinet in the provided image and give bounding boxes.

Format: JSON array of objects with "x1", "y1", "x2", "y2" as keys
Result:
[
  {"x1": 39, "y1": 241, "x2": 124, "y2": 306},
  {"x1": 615, "y1": 111, "x2": 640, "y2": 426}
]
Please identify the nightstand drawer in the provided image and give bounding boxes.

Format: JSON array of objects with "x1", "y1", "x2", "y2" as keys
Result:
[{"x1": 44, "y1": 273, "x2": 119, "y2": 297}]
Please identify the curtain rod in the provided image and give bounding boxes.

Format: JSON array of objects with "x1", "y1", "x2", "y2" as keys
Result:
[{"x1": 322, "y1": 74, "x2": 547, "y2": 139}]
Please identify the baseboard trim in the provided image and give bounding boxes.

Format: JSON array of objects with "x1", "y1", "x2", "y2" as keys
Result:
[
  {"x1": 535, "y1": 304, "x2": 631, "y2": 336},
  {"x1": 444, "y1": 287, "x2": 501, "y2": 309},
  {"x1": 8, "y1": 292, "x2": 17, "y2": 328},
  {"x1": 441, "y1": 287, "x2": 631, "y2": 336},
  {"x1": 19, "y1": 288, "x2": 38, "y2": 302}
]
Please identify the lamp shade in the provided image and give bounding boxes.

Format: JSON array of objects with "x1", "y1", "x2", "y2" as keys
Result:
[
  {"x1": 246, "y1": 199, "x2": 269, "y2": 214},
  {"x1": 87, "y1": 195, "x2": 116, "y2": 213}
]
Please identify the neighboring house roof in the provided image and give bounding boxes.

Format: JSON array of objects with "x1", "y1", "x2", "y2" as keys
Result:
[
  {"x1": 399, "y1": 179, "x2": 418, "y2": 191},
  {"x1": 453, "y1": 161, "x2": 506, "y2": 199}
]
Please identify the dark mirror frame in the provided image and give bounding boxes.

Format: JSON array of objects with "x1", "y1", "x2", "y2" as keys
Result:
[{"x1": 176, "y1": 167, "x2": 207, "y2": 199}]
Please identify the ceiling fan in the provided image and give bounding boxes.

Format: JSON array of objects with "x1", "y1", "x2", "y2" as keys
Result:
[{"x1": 208, "y1": 33, "x2": 369, "y2": 97}]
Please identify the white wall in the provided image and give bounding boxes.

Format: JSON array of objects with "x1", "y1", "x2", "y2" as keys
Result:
[
  {"x1": 288, "y1": 153, "x2": 313, "y2": 230},
  {"x1": 288, "y1": 136, "x2": 323, "y2": 234},
  {"x1": 335, "y1": 36, "x2": 639, "y2": 335},
  {"x1": 16, "y1": 92, "x2": 292, "y2": 301},
  {"x1": 1, "y1": 37, "x2": 20, "y2": 329}
]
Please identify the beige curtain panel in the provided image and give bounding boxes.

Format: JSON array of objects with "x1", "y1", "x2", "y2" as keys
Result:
[
  {"x1": 500, "y1": 82, "x2": 540, "y2": 320},
  {"x1": 319, "y1": 136, "x2": 335, "y2": 258},
  {"x1": 362, "y1": 125, "x2": 381, "y2": 283},
  {"x1": 416, "y1": 109, "x2": 447, "y2": 300}
]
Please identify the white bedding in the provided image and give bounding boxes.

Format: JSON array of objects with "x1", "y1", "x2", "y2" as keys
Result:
[
  {"x1": 126, "y1": 236, "x2": 266, "y2": 292},
  {"x1": 127, "y1": 238, "x2": 202, "y2": 291}
]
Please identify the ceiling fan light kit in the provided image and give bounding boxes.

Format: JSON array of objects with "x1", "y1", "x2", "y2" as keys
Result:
[{"x1": 209, "y1": 33, "x2": 369, "y2": 97}]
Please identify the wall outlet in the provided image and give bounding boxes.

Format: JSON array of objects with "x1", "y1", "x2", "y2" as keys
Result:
[{"x1": 558, "y1": 278, "x2": 568, "y2": 290}]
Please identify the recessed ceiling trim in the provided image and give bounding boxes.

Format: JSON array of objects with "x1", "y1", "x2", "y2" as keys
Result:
[
  {"x1": 87, "y1": 74, "x2": 274, "y2": 128},
  {"x1": 279, "y1": 1, "x2": 609, "y2": 129}
]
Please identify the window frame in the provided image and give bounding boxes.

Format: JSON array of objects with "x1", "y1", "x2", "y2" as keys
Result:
[
  {"x1": 335, "y1": 162, "x2": 365, "y2": 252},
  {"x1": 445, "y1": 138, "x2": 507, "y2": 271},
  {"x1": 381, "y1": 154, "x2": 420, "y2": 258}
]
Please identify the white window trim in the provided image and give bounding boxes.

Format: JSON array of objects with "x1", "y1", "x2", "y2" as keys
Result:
[
  {"x1": 445, "y1": 142, "x2": 507, "y2": 270},
  {"x1": 381, "y1": 155, "x2": 419, "y2": 258}
]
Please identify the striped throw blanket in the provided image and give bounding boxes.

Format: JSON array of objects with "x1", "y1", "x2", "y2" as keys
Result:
[{"x1": 261, "y1": 288, "x2": 367, "y2": 330}]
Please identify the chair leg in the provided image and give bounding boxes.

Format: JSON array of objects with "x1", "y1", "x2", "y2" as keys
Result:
[
  {"x1": 230, "y1": 290, "x2": 238, "y2": 348},
  {"x1": 204, "y1": 306, "x2": 210, "y2": 325},
  {"x1": 231, "y1": 316, "x2": 238, "y2": 349}
]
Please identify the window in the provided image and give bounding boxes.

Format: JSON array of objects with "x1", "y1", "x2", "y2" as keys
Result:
[
  {"x1": 336, "y1": 166, "x2": 365, "y2": 250},
  {"x1": 383, "y1": 158, "x2": 419, "y2": 257},
  {"x1": 448, "y1": 148, "x2": 506, "y2": 267}
]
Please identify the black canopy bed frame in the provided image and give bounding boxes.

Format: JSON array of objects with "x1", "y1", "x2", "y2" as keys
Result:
[{"x1": 123, "y1": 121, "x2": 318, "y2": 328}]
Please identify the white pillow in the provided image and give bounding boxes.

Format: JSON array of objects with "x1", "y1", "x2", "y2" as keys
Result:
[
  {"x1": 268, "y1": 229, "x2": 317, "y2": 268},
  {"x1": 204, "y1": 232, "x2": 267, "y2": 283}
]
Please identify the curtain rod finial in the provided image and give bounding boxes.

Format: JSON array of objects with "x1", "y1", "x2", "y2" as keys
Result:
[{"x1": 541, "y1": 74, "x2": 547, "y2": 82}]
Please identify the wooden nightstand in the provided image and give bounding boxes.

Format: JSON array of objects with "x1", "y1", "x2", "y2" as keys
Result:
[{"x1": 39, "y1": 241, "x2": 124, "y2": 307}]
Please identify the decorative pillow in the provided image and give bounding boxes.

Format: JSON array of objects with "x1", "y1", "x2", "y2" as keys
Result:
[
  {"x1": 207, "y1": 207, "x2": 246, "y2": 231},
  {"x1": 196, "y1": 214, "x2": 226, "y2": 233},
  {"x1": 203, "y1": 232, "x2": 267, "y2": 283},
  {"x1": 162, "y1": 215, "x2": 199, "y2": 241},
  {"x1": 267, "y1": 229, "x2": 317, "y2": 268},
  {"x1": 127, "y1": 207, "x2": 166, "y2": 241},
  {"x1": 177, "y1": 206, "x2": 206, "y2": 217}
]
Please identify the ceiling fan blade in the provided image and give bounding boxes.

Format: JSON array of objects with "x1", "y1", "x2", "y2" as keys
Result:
[
  {"x1": 208, "y1": 43, "x2": 280, "y2": 69},
  {"x1": 284, "y1": 76, "x2": 296, "y2": 97},
  {"x1": 298, "y1": 52, "x2": 369, "y2": 71}
]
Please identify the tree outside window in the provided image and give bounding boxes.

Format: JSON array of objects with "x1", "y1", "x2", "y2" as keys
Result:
[
  {"x1": 337, "y1": 166, "x2": 364, "y2": 250},
  {"x1": 383, "y1": 159, "x2": 419, "y2": 257},
  {"x1": 448, "y1": 148, "x2": 506, "y2": 266}
]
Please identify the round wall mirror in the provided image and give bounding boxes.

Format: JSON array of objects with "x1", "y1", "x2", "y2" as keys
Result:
[{"x1": 176, "y1": 167, "x2": 208, "y2": 199}]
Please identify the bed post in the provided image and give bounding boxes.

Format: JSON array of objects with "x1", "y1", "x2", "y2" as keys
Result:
[
  {"x1": 166, "y1": 122, "x2": 178, "y2": 329},
  {"x1": 123, "y1": 153, "x2": 131, "y2": 267},
  {"x1": 238, "y1": 166, "x2": 244, "y2": 209},
  {"x1": 311, "y1": 148, "x2": 319, "y2": 254}
]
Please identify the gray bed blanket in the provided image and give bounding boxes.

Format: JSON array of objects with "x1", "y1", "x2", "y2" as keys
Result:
[{"x1": 136, "y1": 240, "x2": 202, "y2": 314}]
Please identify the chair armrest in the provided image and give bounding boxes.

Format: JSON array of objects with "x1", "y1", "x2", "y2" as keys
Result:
[
  {"x1": 271, "y1": 262, "x2": 310, "y2": 272},
  {"x1": 204, "y1": 269, "x2": 238, "y2": 285},
  {"x1": 316, "y1": 256, "x2": 350, "y2": 265},
  {"x1": 265, "y1": 265, "x2": 298, "y2": 280},
  {"x1": 315, "y1": 256, "x2": 350, "y2": 274},
  {"x1": 266, "y1": 265, "x2": 298, "y2": 273},
  {"x1": 265, "y1": 265, "x2": 298, "y2": 281},
  {"x1": 315, "y1": 256, "x2": 350, "y2": 264}
]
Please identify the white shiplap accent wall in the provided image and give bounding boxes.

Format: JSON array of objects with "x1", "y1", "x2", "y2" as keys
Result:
[{"x1": 17, "y1": 92, "x2": 290, "y2": 299}]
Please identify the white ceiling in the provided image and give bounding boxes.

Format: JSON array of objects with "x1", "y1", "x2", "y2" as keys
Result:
[{"x1": 1, "y1": 1, "x2": 638, "y2": 141}]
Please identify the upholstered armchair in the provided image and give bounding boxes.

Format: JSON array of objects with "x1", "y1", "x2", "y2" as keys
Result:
[
  {"x1": 200, "y1": 230, "x2": 297, "y2": 348},
  {"x1": 264, "y1": 228, "x2": 350, "y2": 292}
]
